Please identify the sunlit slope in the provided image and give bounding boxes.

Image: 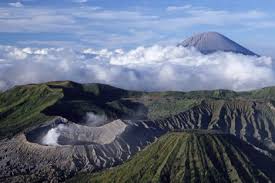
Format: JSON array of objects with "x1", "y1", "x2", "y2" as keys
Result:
[
  {"x1": 0, "y1": 81, "x2": 198, "y2": 138},
  {"x1": 179, "y1": 32, "x2": 257, "y2": 56},
  {"x1": 2, "y1": 80, "x2": 275, "y2": 140},
  {"x1": 154, "y1": 99, "x2": 275, "y2": 151},
  {"x1": 0, "y1": 81, "x2": 143, "y2": 139},
  {"x1": 1, "y1": 81, "x2": 275, "y2": 182},
  {"x1": 75, "y1": 132, "x2": 275, "y2": 183},
  {"x1": 0, "y1": 84, "x2": 63, "y2": 138}
]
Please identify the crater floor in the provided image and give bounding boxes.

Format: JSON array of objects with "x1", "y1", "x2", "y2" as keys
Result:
[{"x1": 26, "y1": 117, "x2": 127, "y2": 146}]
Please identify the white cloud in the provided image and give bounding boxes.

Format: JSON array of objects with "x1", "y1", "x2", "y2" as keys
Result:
[
  {"x1": 166, "y1": 5, "x2": 192, "y2": 12},
  {"x1": 85, "y1": 112, "x2": 107, "y2": 126},
  {"x1": 73, "y1": 0, "x2": 88, "y2": 3},
  {"x1": 0, "y1": 5, "x2": 274, "y2": 50},
  {"x1": 144, "y1": 10, "x2": 268, "y2": 32},
  {"x1": 9, "y1": 2, "x2": 24, "y2": 8},
  {"x1": 7, "y1": 48, "x2": 28, "y2": 60},
  {"x1": 0, "y1": 45, "x2": 274, "y2": 92},
  {"x1": 41, "y1": 126, "x2": 62, "y2": 145},
  {"x1": 0, "y1": 5, "x2": 272, "y2": 34}
]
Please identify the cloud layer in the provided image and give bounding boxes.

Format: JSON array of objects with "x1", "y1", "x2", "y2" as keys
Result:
[
  {"x1": 0, "y1": 45, "x2": 274, "y2": 91},
  {"x1": 9, "y1": 2, "x2": 24, "y2": 8},
  {"x1": 1, "y1": 3, "x2": 275, "y2": 52}
]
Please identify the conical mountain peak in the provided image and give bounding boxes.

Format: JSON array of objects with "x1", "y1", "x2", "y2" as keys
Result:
[{"x1": 179, "y1": 32, "x2": 258, "y2": 56}]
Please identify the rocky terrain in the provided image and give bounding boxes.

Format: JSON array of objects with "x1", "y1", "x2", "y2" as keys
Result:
[
  {"x1": 0, "y1": 81, "x2": 275, "y2": 182},
  {"x1": 76, "y1": 132, "x2": 275, "y2": 183}
]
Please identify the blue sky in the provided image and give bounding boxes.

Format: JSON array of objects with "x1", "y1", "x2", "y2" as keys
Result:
[{"x1": 1, "y1": 0, "x2": 275, "y2": 56}]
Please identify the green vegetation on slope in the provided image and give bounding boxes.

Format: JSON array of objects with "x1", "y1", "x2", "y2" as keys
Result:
[
  {"x1": 0, "y1": 84, "x2": 63, "y2": 138},
  {"x1": 146, "y1": 98, "x2": 199, "y2": 119},
  {"x1": 2, "y1": 81, "x2": 275, "y2": 182},
  {"x1": 71, "y1": 132, "x2": 275, "y2": 183},
  {"x1": 0, "y1": 81, "x2": 146, "y2": 139},
  {"x1": 43, "y1": 81, "x2": 148, "y2": 122},
  {"x1": 246, "y1": 86, "x2": 275, "y2": 100},
  {"x1": 2, "y1": 81, "x2": 275, "y2": 140},
  {"x1": 130, "y1": 92, "x2": 200, "y2": 119}
]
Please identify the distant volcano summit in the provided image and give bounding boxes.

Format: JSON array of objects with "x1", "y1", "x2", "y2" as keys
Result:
[{"x1": 179, "y1": 32, "x2": 258, "y2": 56}]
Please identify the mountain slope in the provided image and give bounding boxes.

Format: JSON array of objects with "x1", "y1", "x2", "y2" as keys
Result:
[
  {"x1": 2, "y1": 81, "x2": 275, "y2": 139},
  {"x1": 179, "y1": 32, "x2": 258, "y2": 56},
  {"x1": 154, "y1": 99, "x2": 275, "y2": 152},
  {"x1": 0, "y1": 81, "x2": 145, "y2": 139},
  {"x1": 72, "y1": 132, "x2": 275, "y2": 183},
  {"x1": 0, "y1": 83, "x2": 63, "y2": 138},
  {"x1": 1, "y1": 81, "x2": 275, "y2": 182}
]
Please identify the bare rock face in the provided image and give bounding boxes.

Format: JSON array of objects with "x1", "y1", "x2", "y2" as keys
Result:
[
  {"x1": 0, "y1": 117, "x2": 165, "y2": 183},
  {"x1": 0, "y1": 134, "x2": 77, "y2": 183},
  {"x1": 179, "y1": 32, "x2": 258, "y2": 56},
  {"x1": 1, "y1": 100, "x2": 275, "y2": 182},
  {"x1": 39, "y1": 119, "x2": 127, "y2": 145}
]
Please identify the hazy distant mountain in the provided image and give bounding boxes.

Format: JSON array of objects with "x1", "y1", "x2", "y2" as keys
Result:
[{"x1": 179, "y1": 32, "x2": 258, "y2": 56}]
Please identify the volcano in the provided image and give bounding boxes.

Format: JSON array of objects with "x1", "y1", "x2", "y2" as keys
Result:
[
  {"x1": 75, "y1": 132, "x2": 275, "y2": 183},
  {"x1": 179, "y1": 32, "x2": 258, "y2": 56},
  {"x1": 1, "y1": 81, "x2": 275, "y2": 182}
]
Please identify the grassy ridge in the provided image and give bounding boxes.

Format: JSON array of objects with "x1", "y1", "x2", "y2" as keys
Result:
[
  {"x1": 0, "y1": 81, "x2": 144, "y2": 139},
  {"x1": 71, "y1": 132, "x2": 275, "y2": 183},
  {"x1": 0, "y1": 81, "x2": 200, "y2": 139},
  {"x1": 0, "y1": 84, "x2": 63, "y2": 138},
  {"x1": 1, "y1": 81, "x2": 275, "y2": 182},
  {"x1": 2, "y1": 81, "x2": 275, "y2": 140}
]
